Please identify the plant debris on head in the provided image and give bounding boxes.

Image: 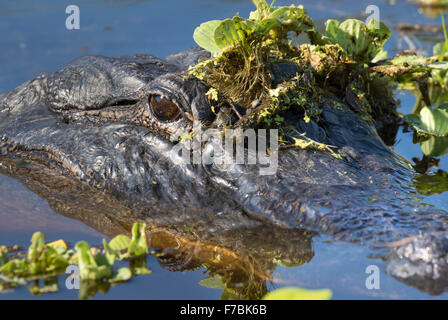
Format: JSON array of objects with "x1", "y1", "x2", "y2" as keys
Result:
[
  {"x1": 187, "y1": 0, "x2": 401, "y2": 155},
  {"x1": 189, "y1": 1, "x2": 448, "y2": 156}
]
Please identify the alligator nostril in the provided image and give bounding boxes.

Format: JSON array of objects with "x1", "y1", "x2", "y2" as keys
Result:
[{"x1": 149, "y1": 95, "x2": 181, "y2": 122}]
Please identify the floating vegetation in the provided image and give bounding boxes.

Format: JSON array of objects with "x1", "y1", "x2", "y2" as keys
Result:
[
  {"x1": 262, "y1": 286, "x2": 332, "y2": 300},
  {"x1": 188, "y1": 0, "x2": 405, "y2": 156},
  {"x1": 0, "y1": 222, "x2": 329, "y2": 300},
  {"x1": 406, "y1": 103, "x2": 448, "y2": 136},
  {"x1": 189, "y1": 1, "x2": 448, "y2": 158},
  {"x1": 321, "y1": 18, "x2": 390, "y2": 63},
  {"x1": 0, "y1": 223, "x2": 151, "y2": 299},
  {"x1": 198, "y1": 273, "x2": 332, "y2": 300}
]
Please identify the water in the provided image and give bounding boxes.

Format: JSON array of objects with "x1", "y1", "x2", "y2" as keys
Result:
[{"x1": 0, "y1": 0, "x2": 448, "y2": 299}]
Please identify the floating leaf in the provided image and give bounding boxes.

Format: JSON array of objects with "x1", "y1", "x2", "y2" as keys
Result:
[
  {"x1": 427, "y1": 62, "x2": 448, "y2": 70},
  {"x1": 198, "y1": 274, "x2": 226, "y2": 289},
  {"x1": 265, "y1": 6, "x2": 310, "y2": 34},
  {"x1": 325, "y1": 19, "x2": 340, "y2": 40},
  {"x1": 103, "y1": 239, "x2": 118, "y2": 265},
  {"x1": 75, "y1": 241, "x2": 112, "y2": 281},
  {"x1": 324, "y1": 19, "x2": 390, "y2": 63},
  {"x1": 251, "y1": 0, "x2": 271, "y2": 19},
  {"x1": 255, "y1": 17, "x2": 281, "y2": 35},
  {"x1": 28, "y1": 232, "x2": 45, "y2": 262},
  {"x1": 406, "y1": 105, "x2": 448, "y2": 137},
  {"x1": 0, "y1": 232, "x2": 69, "y2": 280},
  {"x1": 367, "y1": 19, "x2": 390, "y2": 47},
  {"x1": 0, "y1": 222, "x2": 153, "y2": 297},
  {"x1": 134, "y1": 267, "x2": 152, "y2": 276},
  {"x1": 109, "y1": 235, "x2": 131, "y2": 251},
  {"x1": 214, "y1": 18, "x2": 247, "y2": 52},
  {"x1": 109, "y1": 267, "x2": 132, "y2": 283},
  {"x1": 47, "y1": 240, "x2": 68, "y2": 251},
  {"x1": 193, "y1": 2, "x2": 313, "y2": 56},
  {"x1": 263, "y1": 286, "x2": 332, "y2": 300},
  {"x1": 128, "y1": 223, "x2": 148, "y2": 258},
  {"x1": 0, "y1": 246, "x2": 8, "y2": 266}
]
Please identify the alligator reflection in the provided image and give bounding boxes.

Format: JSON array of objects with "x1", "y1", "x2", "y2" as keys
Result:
[{"x1": 0, "y1": 157, "x2": 315, "y2": 299}]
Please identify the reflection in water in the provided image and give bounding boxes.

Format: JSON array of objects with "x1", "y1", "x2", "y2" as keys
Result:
[
  {"x1": 414, "y1": 167, "x2": 448, "y2": 195},
  {"x1": 414, "y1": 0, "x2": 448, "y2": 18},
  {"x1": 0, "y1": 157, "x2": 315, "y2": 300},
  {"x1": 396, "y1": 73, "x2": 448, "y2": 196}
]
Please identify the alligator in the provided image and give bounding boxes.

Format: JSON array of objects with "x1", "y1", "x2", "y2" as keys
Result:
[{"x1": 1, "y1": 47, "x2": 448, "y2": 296}]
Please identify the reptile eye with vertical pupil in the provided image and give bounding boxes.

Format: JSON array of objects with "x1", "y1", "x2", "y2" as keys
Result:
[{"x1": 149, "y1": 95, "x2": 181, "y2": 122}]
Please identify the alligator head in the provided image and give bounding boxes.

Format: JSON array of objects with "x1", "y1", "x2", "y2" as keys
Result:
[{"x1": 1, "y1": 47, "x2": 448, "y2": 294}]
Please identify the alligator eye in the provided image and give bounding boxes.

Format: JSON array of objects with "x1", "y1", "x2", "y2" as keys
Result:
[{"x1": 149, "y1": 96, "x2": 181, "y2": 122}]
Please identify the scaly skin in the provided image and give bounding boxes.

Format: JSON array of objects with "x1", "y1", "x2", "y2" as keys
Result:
[{"x1": 0, "y1": 47, "x2": 448, "y2": 294}]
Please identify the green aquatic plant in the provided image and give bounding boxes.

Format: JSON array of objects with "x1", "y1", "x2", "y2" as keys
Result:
[
  {"x1": 322, "y1": 18, "x2": 390, "y2": 63},
  {"x1": 0, "y1": 246, "x2": 8, "y2": 266},
  {"x1": 191, "y1": 0, "x2": 392, "y2": 107},
  {"x1": 262, "y1": 286, "x2": 332, "y2": 300},
  {"x1": 0, "y1": 222, "x2": 151, "y2": 297},
  {"x1": 190, "y1": 0, "x2": 399, "y2": 157},
  {"x1": 192, "y1": 2, "x2": 448, "y2": 152},
  {"x1": 0, "y1": 232, "x2": 70, "y2": 281},
  {"x1": 191, "y1": 0, "x2": 319, "y2": 107},
  {"x1": 395, "y1": 15, "x2": 448, "y2": 142},
  {"x1": 75, "y1": 241, "x2": 114, "y2": 281},
  {"x1": 405, "y1": 103, "x2": 448, "y2": 137},
  {"x1": 193, "y1": 1, "x2": 316, "y2": 57}
]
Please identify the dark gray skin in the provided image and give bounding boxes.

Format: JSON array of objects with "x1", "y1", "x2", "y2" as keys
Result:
[{"x1": 1, "y1": 47, "x2": 448, "y2": 295}]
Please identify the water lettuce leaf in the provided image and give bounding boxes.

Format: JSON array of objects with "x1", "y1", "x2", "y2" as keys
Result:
[
  {"x1": 0, "y1": 232, "x2": 69, "y2": 280},
  {"x1": 323, "y1": 19, "x2": 390, "y2": 63},
  {"x1": 263, "y1": 286, "x2": 332, "y2": 300},
  {"x1": 75, "y1": 241, "x2": 112, "y2": 281},
  {"x1": 405, "y1": 104, "x2": 448, "y2": 137},
  {"x1": 193, "y1": 20, "x2": 223, "y2": 56},
  {"x1": 193, "y1": 1, "x2": 313, "y2": 56},
  {"x1": 109, "y1": 267, "x2": 132, "y2": 283},
  {"x1": 0, "y1": 223, "x2": 152, "y2": 298},
  {"x1": 128, "y1": 223, "x2": 148, "y2": 257},
  {"x1": 198, "y1": 274, "x2": 226, "y2": 289}
]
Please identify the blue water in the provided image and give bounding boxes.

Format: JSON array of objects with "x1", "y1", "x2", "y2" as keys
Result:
[{"x1": 0, "y1": 0, "x2": 447, "y2": 299}]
